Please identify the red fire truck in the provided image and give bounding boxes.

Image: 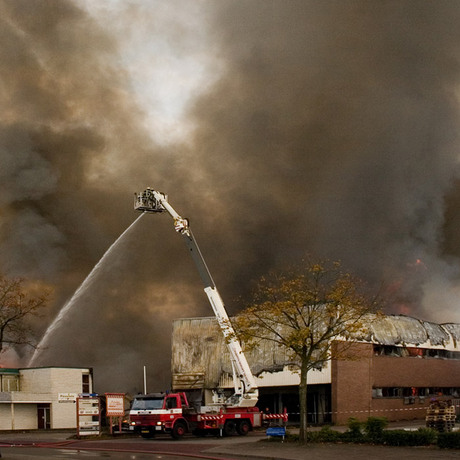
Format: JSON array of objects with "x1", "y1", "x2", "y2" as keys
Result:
[
  {"x1": 129, "y1": 391, "x2": 280, "y2": 438},
  {"x1": 130, "y1": 190, "x2": 288, "y2": 438}
]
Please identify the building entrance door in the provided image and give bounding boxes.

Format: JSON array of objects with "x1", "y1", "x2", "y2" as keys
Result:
[{"x1": 37, "y1": 404, "x2": 51, "y2": 429}]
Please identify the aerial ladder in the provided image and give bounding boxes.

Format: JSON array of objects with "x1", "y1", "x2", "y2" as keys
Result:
[{"x1": 134, "y1": 188, "x2": 258, "y2": 408}]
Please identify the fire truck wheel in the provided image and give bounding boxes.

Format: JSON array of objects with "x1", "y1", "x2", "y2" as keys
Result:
[
  {"x1": 223, "y1": 420, "x2": 237, "y2": 436},
  {"x1": 172, "y1": 421, "x2": 187, "y2": 439},
  {"x1": 237, "y1": 420, "x2": 250, "y2": 436}
]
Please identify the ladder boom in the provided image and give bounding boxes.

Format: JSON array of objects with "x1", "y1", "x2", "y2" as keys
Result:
[{"x1": 134, "y1": 188, "x2": 258, "y2": 407}]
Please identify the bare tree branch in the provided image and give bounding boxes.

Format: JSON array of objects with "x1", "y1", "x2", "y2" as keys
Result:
[{"x1": 0, "y1": 273, "x2": 50, "y2": 356}]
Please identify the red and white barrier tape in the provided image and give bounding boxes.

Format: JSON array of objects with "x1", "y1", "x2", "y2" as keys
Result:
[{"x1": 263, "y1": 413, "x2": 289, "y2": 420}]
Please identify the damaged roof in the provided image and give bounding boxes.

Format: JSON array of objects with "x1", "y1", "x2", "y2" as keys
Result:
[
  {"x1": 171, "y1": 314, "x2": 460, "y2": 390},
  {"x1": 357, "y1": 314, "x2": 460, "y2": 349}
]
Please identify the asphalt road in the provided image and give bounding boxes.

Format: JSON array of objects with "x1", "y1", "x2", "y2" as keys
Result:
[
  {"x1": 0, "y1": 425, "x2": 459, "y2": 460},
  {"x1": 0, "y1": 432, "x2": 255, "y2": 460},
  {"x1": 0, "y1": 447, "x2": 218, "y2": 459},
  {"x1": 1, "y1": 441, "x2": 460, "y2": 460}
]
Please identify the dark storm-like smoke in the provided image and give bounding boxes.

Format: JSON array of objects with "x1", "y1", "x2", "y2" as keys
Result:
[
  {"x1": 1, "y1": 0, "x2": 460, "y2": 392},
  {"x1": 0, "y1": 0, "x2": 201, "y2": 390},
  {"x1": 186, "y1": 0, "x2": 460, "y2": 321}
]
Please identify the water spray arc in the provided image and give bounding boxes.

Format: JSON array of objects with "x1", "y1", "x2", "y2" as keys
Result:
[{"x1": 29, "y1": 213, "x2": 146, "y2": 367}]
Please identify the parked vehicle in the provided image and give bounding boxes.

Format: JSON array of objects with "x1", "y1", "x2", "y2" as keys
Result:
[{"x1": 129, "y1": 391, "x2": 282, "y2": 438}]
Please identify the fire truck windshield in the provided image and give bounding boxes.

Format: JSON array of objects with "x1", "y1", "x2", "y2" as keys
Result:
[{"x1": 132, "y1": 397, "x2": 164, "y2": 411}]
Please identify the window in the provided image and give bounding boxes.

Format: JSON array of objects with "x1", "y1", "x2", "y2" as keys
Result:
[
  {"x1": 373, "y1": 386, "x2": 460, "y2": 399},
  {"x1": 132, "y1": 397, "x2": 164, "y2": 410},
  {"x1": 166, "y1": 397, "x2": 177, "y2": 409},
  {"x1": 407, "y1": 347, "x2": 423, "y2": 357},
  {"x1": 373, "y1": 345, "x2": 460, "y2": 360},
  {"x1": 82, "y1": 374, "x2": 90, "y2": 393},
  {"x1": 1, "y1": 374, "x2": 19, "y2": 392}
]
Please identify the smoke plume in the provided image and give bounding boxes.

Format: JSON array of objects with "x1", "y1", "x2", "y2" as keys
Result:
[
  {"x1": 185, "y1": 0, "x2": 460, "y2": 320},
  {"x1": 1, "y1": 0, "x2": 460, "y2": 392}
]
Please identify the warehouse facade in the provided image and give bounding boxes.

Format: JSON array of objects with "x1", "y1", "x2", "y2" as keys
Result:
[
  {"x1": 0, "y1": 366, "x2": 93, "y2": 430},
  {"x1": 171, "y1": 314, "x2": 460, "y2": 424}
]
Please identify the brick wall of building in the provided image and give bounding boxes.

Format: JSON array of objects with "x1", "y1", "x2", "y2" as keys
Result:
[
  {"x1": 332, "y1": 342, "x2": 373, "y2": 424},
  {"x1": 332, "y1": 342, "x2": 460, "y2": 424},
  {"x1": 372, "y1": 354, "x2": 459, "y2": 387}
]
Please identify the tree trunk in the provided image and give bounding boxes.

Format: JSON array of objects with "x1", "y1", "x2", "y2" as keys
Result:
[{"x1": 298, "y1": 359, "x2": 309, "y2": 443}]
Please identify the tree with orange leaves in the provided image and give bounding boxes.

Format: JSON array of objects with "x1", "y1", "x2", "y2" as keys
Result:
[
  {"x1": 233, "y1": 257, "x2": 382, "y2": 443},
  {"x1": 0, "y1": 273, "x2": 49, "y2": 356}
]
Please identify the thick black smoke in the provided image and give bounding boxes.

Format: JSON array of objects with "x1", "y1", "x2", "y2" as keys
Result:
[
  {"x1": 1, "y1": 0, "x2": 460, "y2": 392},
  {"x1": 186, "y1": 0, "x2": 460, "y2": 320},
  {"x1": 0, "y1": 0, "x2": 203, "y2": 390}
]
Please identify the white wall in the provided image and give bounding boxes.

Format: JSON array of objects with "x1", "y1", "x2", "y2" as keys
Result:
[
  {"x1": 1, "y1": 367, "x2": 93, "y2": 430},
  {"x1": 0, "y1": 405, "x2": 12, "y2": 430},
  {"x1": 19, "y1": 368, "x2": 92, "y2": 429},
  {"x1": 0, "y1": 404, "x2": 37, "y2": 430},
  {"x1": 13, "y1": 404, "x2": 37, "y2": 430},
  {"x1": 256, "y1": 364, "x2": 331, "y2": 387}
]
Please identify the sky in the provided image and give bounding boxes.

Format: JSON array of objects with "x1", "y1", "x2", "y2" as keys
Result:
[{"x1": 2, "y1": 0, "x2": 460, "y2": 392}]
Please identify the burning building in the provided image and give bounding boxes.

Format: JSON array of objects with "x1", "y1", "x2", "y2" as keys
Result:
[{"x1": 171, "y1": 314, "x2": 460, "y2": 424}]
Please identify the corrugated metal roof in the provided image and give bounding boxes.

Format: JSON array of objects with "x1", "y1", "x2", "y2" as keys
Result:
[
  {"x1": 440, "y1": 323, "x2": 460, "y2": 348},
  {"x1": 359, "y1": 314, "x2": 459, "y2": 349}
]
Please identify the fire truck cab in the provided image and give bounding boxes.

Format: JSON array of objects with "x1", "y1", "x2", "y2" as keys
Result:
[{"x1": 130, "y1": 393, "x2": 189, "y2": 439}]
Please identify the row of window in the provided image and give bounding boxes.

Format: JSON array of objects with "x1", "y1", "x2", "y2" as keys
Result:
[
  {"x1": 373, "y1": 345, "x2": 460, "y2": 360},
  {"x1": 373, "y1": 387, "x2": 460, "y2": 399},
  {"x1": 0, "y1": 373, "x2": 91, "y2": 393}
]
